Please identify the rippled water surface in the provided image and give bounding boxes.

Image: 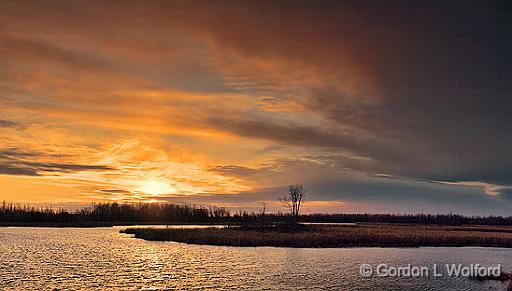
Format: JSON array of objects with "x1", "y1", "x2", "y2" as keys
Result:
[{"x1": 1, "y1": 227, "x2": 510, "y2": 290}]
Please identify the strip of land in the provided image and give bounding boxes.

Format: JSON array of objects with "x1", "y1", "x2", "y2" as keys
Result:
[
  {"x1": 121, "y1": 224, "x2": 512, "y2": 248},
  {"x1": 0, "y1": 222, "x2": 115, "y2": 227}
]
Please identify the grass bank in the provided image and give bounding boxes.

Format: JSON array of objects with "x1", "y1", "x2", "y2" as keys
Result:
[{"x1": 121, "y1": 223, "x2": 512, "y2": 248}]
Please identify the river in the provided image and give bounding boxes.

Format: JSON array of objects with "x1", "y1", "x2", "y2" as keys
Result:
[{"x1": 0, "y1": 226, "x2": 510, "y2": 290}]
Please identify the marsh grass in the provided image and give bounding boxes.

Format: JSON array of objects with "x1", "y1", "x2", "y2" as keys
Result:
[{"x1": 121, "y1": 223, "x2": 512, "y2": 248}]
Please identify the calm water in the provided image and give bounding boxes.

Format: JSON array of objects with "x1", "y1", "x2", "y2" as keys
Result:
[{"x1": 0, "y1": 227, "x2": 510, "y2": 290}]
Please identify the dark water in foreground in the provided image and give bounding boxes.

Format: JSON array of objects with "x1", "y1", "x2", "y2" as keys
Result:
[{"x1": 0, "y1": 226, "x2": 510, "y2": 290}]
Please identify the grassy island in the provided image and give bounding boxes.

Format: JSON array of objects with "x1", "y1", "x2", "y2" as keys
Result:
[{"x1": 121, "y1": 223, "x2": 512, "y2": 248}]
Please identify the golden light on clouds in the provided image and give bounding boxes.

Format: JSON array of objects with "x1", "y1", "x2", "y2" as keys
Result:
[
  {"x1": 138, "y1": 180, "x2": 175, "y2": 196},
  {"x1": 81, "y1": 139, "x2": 252, "y2": 201},
  {"x1": 0, "y1": 136, "x2": 252, "y2": 204},
  {"x1": 2, "y1": 1, "x2": 512, "y2": 215}
]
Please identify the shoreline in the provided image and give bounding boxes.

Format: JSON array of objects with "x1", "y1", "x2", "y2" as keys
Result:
[
  {"x1": 121, "y1": 224, "x2": 512, "y2": 249},
  {"x1": 0, "y1": 222, "x2": 230, "y2": 228}
]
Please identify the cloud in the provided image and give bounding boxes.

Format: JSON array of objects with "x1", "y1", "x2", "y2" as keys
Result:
[
  {"x1": 197, "y1": 1, "x2": 512, "y2": 188},
  {"x1": 208, "y1": 165, "x2": 265, "y2": 178},
  {"x1": 0, "y1": 147, "x2": 113, "y2": 176},
  {"x1": 96, "y1": 189, "x2": 133, "y2": 195},
  {"x1": 0, "y1": 165, "x2": 38, "y2": 176},
  {"x1": 0, "y1": 36, "x2": 117, "y2": 73},
  {"x1": 0, "y1": 148, "x2": 42, "y2": 158},
  {"x1": 498, "y1": 188, "x2": 512, "y2": 202},
  {"x1": 0, "y1": 119, "x2": 25, "y2": 130},
  {"x1": 0, "y1": 120, "x2": 18, "y2": 128}
]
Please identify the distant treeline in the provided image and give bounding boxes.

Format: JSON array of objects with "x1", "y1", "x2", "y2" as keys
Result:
[
  {"x1": 0, "y1": 201, "x2": 229, "y2": 225},
  {"x1": 1, "y1": 201, "x2": 512, "y2": 226},
  {"x1": 301, "y1": 213, "x2": 512, "y2": 226}
]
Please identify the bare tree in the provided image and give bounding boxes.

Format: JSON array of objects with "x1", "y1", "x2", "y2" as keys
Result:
[
  {"x1": 261, "y1": 202, "x2": 266, "y2": 225},
  {"x1": 280, "y1": 184, "x2": 305, "y2": 222}
]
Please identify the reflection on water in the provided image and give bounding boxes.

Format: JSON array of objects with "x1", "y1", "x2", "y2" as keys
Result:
[{"x1": 0, "y1": 227, "x2": 510, "y2": 290}]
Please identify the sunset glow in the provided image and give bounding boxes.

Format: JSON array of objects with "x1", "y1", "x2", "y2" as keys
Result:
[
  {"x1": 0, "y1": 1, "x2": 511, "y2": 215},
  {"x1": 139, "y1": 181, "x2": 174, "y2": 196}
]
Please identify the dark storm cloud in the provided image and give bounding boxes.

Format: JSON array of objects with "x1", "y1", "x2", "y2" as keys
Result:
[
  {"x1": 208, "y1": 117, "x2": 403, "y2": 161},
  {"x1": 198, "y1": 1, "x2": 512, "y2": 187},
  {"x1": 208, "y1": 118, "x2": 359, "y2": 149}
]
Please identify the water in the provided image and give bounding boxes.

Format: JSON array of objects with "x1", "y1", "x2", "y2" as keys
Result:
[{"x1": 0, "y1": 227, "x2": 510, "y2": 290}]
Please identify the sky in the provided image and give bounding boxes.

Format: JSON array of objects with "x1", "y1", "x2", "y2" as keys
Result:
[{"x1": 1, "y1": 0, "x2": 512, "y2": 215}]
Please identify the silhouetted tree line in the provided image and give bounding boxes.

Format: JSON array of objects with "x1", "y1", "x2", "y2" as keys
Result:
[
  {"x1": 0, "y1": 201, "x2": 230, "y2": 225},
  {"x1": 301, "y1": 213, "x2": 512, "y2": 226},
  {"x1": 2, "y1": 201, "x2": 512, "y2": 226}
]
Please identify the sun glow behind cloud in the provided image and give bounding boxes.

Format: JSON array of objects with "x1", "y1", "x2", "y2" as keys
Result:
[
  {"x1": 138, "y1": 180, "x2": 174, "y2": 196},
  {"x1": 82, "y1": 139, "x2": 251, "y2": 201},
  {"x1": 0, "y1": 136, "x2": 251, "y2": 203}
]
